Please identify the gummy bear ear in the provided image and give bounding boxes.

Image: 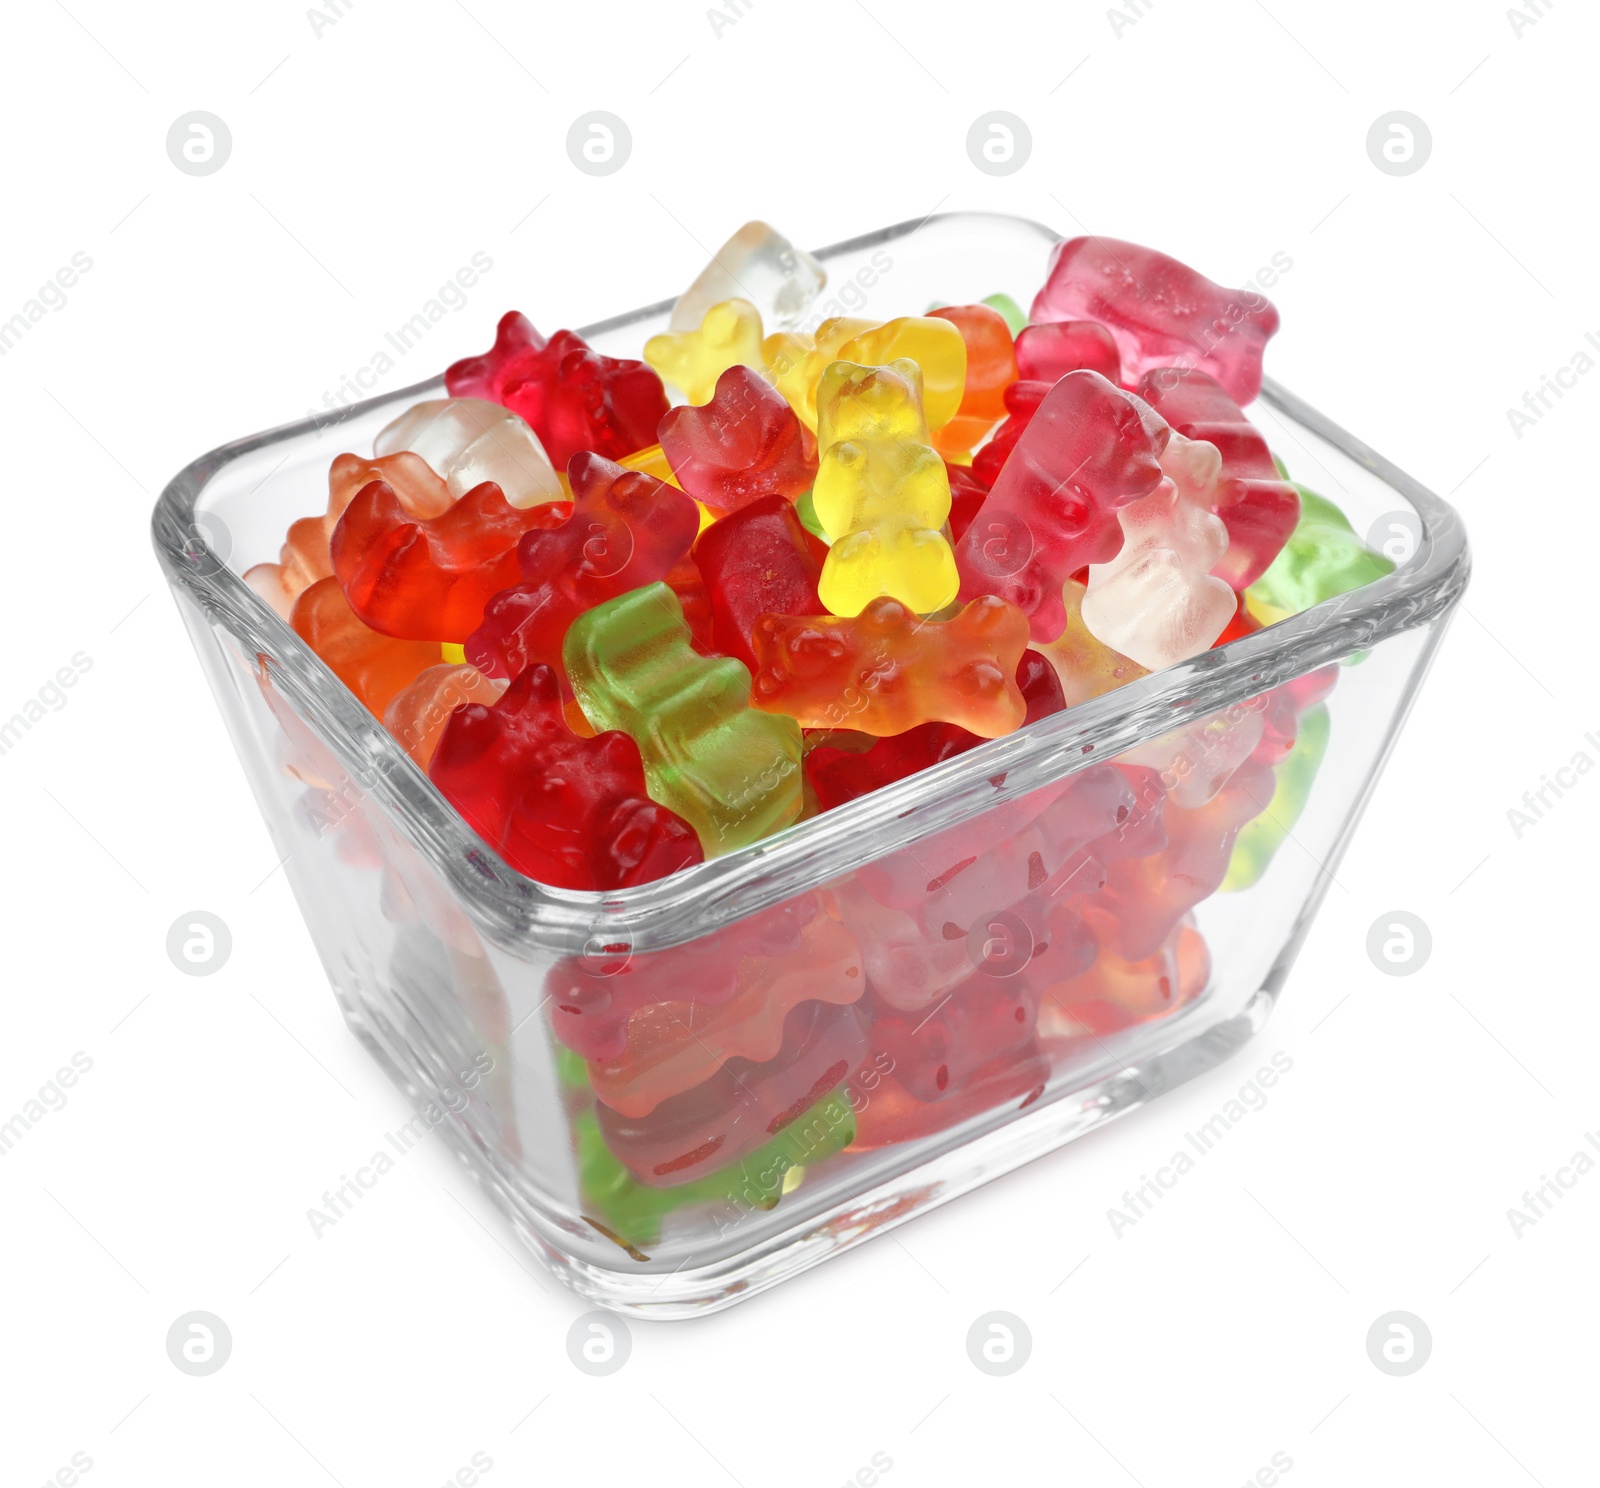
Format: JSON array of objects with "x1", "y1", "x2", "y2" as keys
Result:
[{"x1": 445, "y1": 311, "x2": 546, "y2": 401}]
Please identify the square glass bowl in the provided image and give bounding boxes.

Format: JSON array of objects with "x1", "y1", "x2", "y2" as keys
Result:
[{"x1": 152, "y1": 212, "x2": 1469, "y2": 1316}]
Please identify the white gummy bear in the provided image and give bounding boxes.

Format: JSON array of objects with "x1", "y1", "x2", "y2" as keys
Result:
[
  {"x1": 374, "y1": 398, "x2": 563, "y2": 509},
  {"x1": 669, "y1": 221, "x2": 826, "y2": 334},
  {"x1": 1081, "y1": 431, "x2": 1235, "y2": 671}
]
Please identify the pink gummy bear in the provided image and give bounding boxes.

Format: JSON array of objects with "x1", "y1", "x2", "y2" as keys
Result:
[
  {"x1": 1013, "y1": 320, "x2": 1121, "y2": 384},
  {"x1": 1030, "y1": 237, "x2": 1279, "y2": 405},
  {"x1": 954, "y1": 370, "x2": 1170, "y2": 643}
]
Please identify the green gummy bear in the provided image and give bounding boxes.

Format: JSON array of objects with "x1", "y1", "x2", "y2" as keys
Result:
[
  {"x1": 556, "y1": 1044, "x2": 589, "y2": 1090},
  {"x1": 794, "y1": 486, "x2": 827, "y2": 542},
  {"x1": 1245, "y1": 483, "x2": 1395, "y2": 621},
  {"x1": 982, "y1": 292, "x2": 1028, "y2": 335},
  {"x1": 575, "y1": 1089, "x2": 857, "y2": 1251},
  {"x1": 563, "y1": 582, "x2": 805, "y2": 856},
  {"x1": 1222, "y1": 703, "x2": 1331, "y2": 891}
]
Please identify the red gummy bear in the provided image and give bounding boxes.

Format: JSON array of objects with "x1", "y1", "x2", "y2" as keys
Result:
[
  {"x1": 331, "y1": 481, "x2": 572, "y2": 642},
  {"x1": 865, "y1": 899, "x2": 1094, "y2": 1103},
  {"x1": 658, "y1": 364, "x2": 816, "y2": 514},
  {"x1": 969, "y1": 379, "x2": 1050, "y2": 488},
  {"x1": 547, "y1": 895, "x2": 817, "y2": 1062},
  {"x1": 594, "y1": 999, "x2": 869, "y2": 1187},
  {"x1": 1030, "y1": 236, "x2": 1279, "y2": 405},
  {"x1": 1135, "y1": 368, "x2": 1300, "y2": 590},
  {"x1": 692, "y1": 494, "x2": 823, "y2": 672},
  {"x1": 466, "y1": 452, "x2": 700, "y2": 679},
  {"x1": 945, "y1": 459, "x2": 990, "y2": 544},
  {"x1": 955, "y1": 370, "x2": 1170, "y2": 643},
  {"x1": 445, "y1": 312, "x2": 668, "y2": 468},
  {"x1": 445, "y1": 309, "x2": 543, "y2": 401},
  {"x1": 1083, "y1": 756, "x2": 1275, "y2": 961},
  {"x1": 428, "y1": 664, "x2": 702, "y2": 890},
  {"x1": 1013, "y1": 319, "x2": 1121, "y2": 384}
]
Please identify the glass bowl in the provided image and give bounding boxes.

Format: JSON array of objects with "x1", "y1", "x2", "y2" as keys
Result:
[{"x1": 151, "y1": 212, "x2": 1469, "y2": 1316}]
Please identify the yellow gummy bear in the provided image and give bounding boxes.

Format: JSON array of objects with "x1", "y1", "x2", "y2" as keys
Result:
[
  {"x1": 644, "y1": 297, "x2": 765, "y2": 405},
  {"x1": 838, "y1": 317, "x2": 965, "y2": 431},
  {"x1": 811, "y1": 359, "x2": 958, "y2": 617},
  {"x1": 763, "y1": 318, "x2": 871, "y2": 430},
  {"x1": 762, "y1": 315, "x2": 966, "y2": 433}
]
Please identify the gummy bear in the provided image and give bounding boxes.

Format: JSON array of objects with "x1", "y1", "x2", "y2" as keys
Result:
[
  {"x1": 1080, "y1": 431, "x2": 1236, "y2": 669},
  {"x1": 587, "y1": 910, "x2": 864, "y2": 1118},
  {"x1": 1035, "y1": 578, "x2": 1149, "y2": 706},
  {"x1": 466, "y1": 452, "x2": 700, "y2": 679},
  {"x1": 331, "y1": 480, "x2": 572, "y2": 642},
  {"x1": 802, "y1": 648, "x2": 1065, "y2": 811},
  {"x1": 752, "y1": 594, "x2": 1029, "y2": 738},
  {"x1": 1013, "y1": 319, "x2": 1120, "y2": 384},
  {"x1": 1084, "y1": 755, "x2": 1275, "y2": 960},
  {"x1": 382, "y1": 661, "x2": 506, "y2": 769},
  {"x1": 1222, "y1": 703, "x2": 1331, "y2": 891},
  {"x1": 967, "y1": 377, "x2": 1050, "y2": 489},
  {"x1": 766, "y1": 315, "x2": 966, "y2": 432},
  {"x1": 928, "y1": 303, "x2": 1017, "y2": 456},
  {"x1": 837, "y1": 316, "x2": 966, "y2": 431},
  {"x1": 810, "y1": 359, "x2": 959, "y2": 616},
  {"x1": 692, "y1": 494, "x2": 823, "y2": 673},
  {"x1": 865, "y1": 969, "x2": 1042, "y2": 1105},
  {"x1": 1041, "y1": 918, "x2": 1210, "y2": 1040},
  {"x1": 245, "y1": 451, "x2": 452, "y2": 620},
  {"x1": 1135, "y1": 368, "x2": 1300, "y2": 590},
  {"x1": 574, "y1": 1092, "x2": 854, "y2": 1252},
  {"x1": 954, "y1": 370, "x2": 1170, "y2": 643},
  {"x1": 645, "y1": 297, "x2": 765, "y2": 405},
  {"x1": 945, "y1": 459, "x2": 990, "y2": 544},
  {"x1": 374, "y1": 398, "x2": 563, "y2": 508},
  {"x1": 870, "y1": 764, "x2": 1142, "y2": 937},
  {"x1": 290, "y1": 576, "x2": 439, "y2": 717},
  {"x1": 445, "y1": 312, "x2": 668, "y2": 467},
  {"x1": 548, "y1": 895, "x2": 815, "y2": 1061},
  {"x1": 593, "y1": 999, "x2": 869, "y2": 1187},
  {"x1": 981, "y1": 291, "x2": 1028, "y2": 336},
  {"x1": 658, "y1": 364, "x2": 816, "y2": 514},
  {"x1": 668, "y1": 220, "x2": 825, "y2": 334},
  {"x1": 617, "y1": 442, "x2": 683, "y2": 489},
  {"x1": 563, "y1": 582, "x2": 805, "y2": 856},
  {"x1": 1123, "y1": 703, "x2": 1265, "y2": 811},
  {"x1": 427, "y1": 663, "x2": 703, "y2": 890},
  {"x1": 1031, "y1": 237, "x2": 1280, "y2": 405}
]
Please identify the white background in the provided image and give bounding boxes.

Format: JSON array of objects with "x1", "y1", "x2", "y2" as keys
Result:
[{"x1": 2, "y1": 1, "x2": 1595, "y2": 1484}]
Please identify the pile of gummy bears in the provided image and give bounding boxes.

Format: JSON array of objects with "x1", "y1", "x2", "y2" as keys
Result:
[
  {"x1": 245, "y1": 223, "x2": 1396, "y2": 1239},
  {"x1": 248, "y1": 222, "x2": 1388, "y2": 896}
]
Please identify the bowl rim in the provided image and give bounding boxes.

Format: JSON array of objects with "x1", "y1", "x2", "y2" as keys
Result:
[{"x1": 151, "y1": 209, "x2": 1471, "y2": 954}]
